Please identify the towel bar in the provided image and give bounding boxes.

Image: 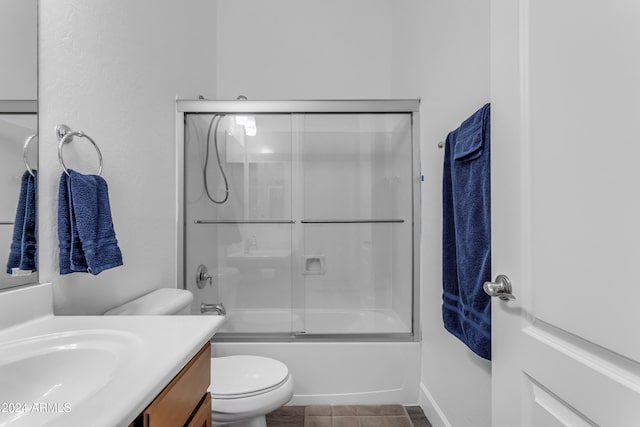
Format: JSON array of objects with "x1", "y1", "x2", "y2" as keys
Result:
[
  {"x1": 195, "y1": 220, "x2": 295, "y2": 224},
  {"x1": 56, "y1": 124, "x2": 103, "y2": 176},
  {"x1": 300, "y1": 219, "x2": 405, "y2": 224}
]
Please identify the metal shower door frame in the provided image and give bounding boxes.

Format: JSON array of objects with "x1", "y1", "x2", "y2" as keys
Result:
[{"x1": 175, "y1": 99, "x2": 421, "y2": 342}]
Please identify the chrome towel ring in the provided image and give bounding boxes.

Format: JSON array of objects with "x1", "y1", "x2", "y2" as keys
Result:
[
  {"x1": 23, "y1": 134, "x2": 37, "y2": 177},
  {"x1": 56, "y1": 124, "x2": 103, "y2": 176}
]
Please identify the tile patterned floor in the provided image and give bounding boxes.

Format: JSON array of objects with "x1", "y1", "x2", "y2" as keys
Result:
[{"x1": 266, "y1": 405, "x2": 433, "y2": 427}]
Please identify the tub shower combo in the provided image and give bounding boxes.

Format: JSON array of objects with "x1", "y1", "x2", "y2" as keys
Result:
[{"x1": 177, "y1": 99, "x2": 421, "y2": 404}]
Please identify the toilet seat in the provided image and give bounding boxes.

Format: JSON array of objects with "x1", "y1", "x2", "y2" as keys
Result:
[
  {"x1": 210, "y1": 355, "x2": 290, "y2": 399},
  {"x1": 209, "y1": 355, "x2": 294, "y2": 426}
]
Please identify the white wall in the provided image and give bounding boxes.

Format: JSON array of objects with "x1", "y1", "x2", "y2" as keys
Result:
[
  {"x1": 0, "y1": 0, "x2": 37, "y2": 100},
  {"x1": 215, "y1": 0, "x2": 393, "y2": 100},
  {"x1": 391, "y1": 1, "x2": 492, "y2": 426},
  {"x1": 39, "y1": 0, "x2": 217, "y2": 314}
]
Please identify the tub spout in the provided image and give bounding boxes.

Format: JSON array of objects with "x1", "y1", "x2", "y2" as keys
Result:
[{"x1": 201, "y1": 302, "x2": 226, "y2": 315}]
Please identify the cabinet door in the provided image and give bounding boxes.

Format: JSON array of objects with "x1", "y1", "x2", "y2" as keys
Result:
[
  {"x1": 143, "y1": 345, "x2": 210, "y2": 427},
  {"x1": 186, "y1": 393, "x2": 212, "y2": 427}
]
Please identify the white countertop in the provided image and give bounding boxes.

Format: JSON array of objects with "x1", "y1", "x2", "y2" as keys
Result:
[{"x1": 0, "y1": 284, "x2": 225, "y2": 427}]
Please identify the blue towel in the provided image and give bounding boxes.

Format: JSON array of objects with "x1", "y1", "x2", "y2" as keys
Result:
[
  {"x1": 6, "y1": 170, "x2": 37, "y2": 273},
  {"x1": 19, "y1": 170, "x2": 37, "y2": 271},
  {"x1": 58, "y1": 172, "x2": 85, "y2": 274},
  {"x1": 442, "y1": 103, "x2": 492, "y2": 360},
  {"x1": 58, "y1": 170, "x2": 123, "y2": 275}
]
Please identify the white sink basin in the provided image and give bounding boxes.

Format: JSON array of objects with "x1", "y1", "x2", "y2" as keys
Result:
[
  {"x1": 0, "y1": 283, "x2": 225, "y2": 427},
  {"x1": 0, "y1": 329, "x2": 142, "y2": 426}
]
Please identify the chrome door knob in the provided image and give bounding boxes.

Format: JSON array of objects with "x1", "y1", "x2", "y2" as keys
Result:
[{"x1": 483, "y1": 274, "x2": 516, "y2": 301}]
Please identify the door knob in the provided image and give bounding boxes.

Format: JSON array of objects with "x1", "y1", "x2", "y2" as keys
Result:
[{"x1": 483, "y1": 274, "x2": 516, "y2": 301}]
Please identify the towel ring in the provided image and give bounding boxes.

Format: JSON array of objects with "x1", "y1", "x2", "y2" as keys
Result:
[
  {"x1": 57, "y1": 129, "x2": 103, "y2": 176},
  {"x1": 23, "y1": 134, "x2": 37, "y2": 177}
]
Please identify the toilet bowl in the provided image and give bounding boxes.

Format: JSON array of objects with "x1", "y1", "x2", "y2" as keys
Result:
[
  {"x1": 210, "y1": 355, "x2": 294, "y2": 427},
  {"x1": 104, "y1": 289, "x2": 294, "y2": 427}
]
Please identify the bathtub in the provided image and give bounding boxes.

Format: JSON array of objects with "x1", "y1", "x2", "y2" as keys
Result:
[
  {"x1": 218, "y1": 308, "x2": 411, "y2": 334},
  {"x1": 211, "y1": 308, "x2": 420, "y2": 405}
]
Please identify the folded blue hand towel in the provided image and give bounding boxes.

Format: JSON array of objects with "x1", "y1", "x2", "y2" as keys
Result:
[
  {"x1": 442, "y1": 103, "x2": 492, "y2": 360},
  {"x1": 58, "y1": 170, "x2": 123, "y2": 275},
  {"x1": 6, "y1": 170, "x2": 37, "y2": 273}
]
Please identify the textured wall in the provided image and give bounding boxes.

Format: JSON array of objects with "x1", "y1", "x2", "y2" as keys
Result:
[
  {"x1": 0, "y1": 0, "x2": 37, "y2": 99},
  {"x1": 391, "y1": 1, "x2": 492, "y2": 426},
  {"x1": 39, "y1": 0, "x2": 218, "y2": 314},
  {"x1": 215, "y1": 0, "x2": 393, "y2": 100}
]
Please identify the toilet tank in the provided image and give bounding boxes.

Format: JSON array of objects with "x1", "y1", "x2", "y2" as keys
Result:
[{"x1": 104, "y1": 288, "x2": 194, "y2": 315}]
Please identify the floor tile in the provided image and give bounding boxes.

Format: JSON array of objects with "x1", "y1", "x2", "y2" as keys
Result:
[
  {"x1": 357, "y1": 416, "x2": 386, "y2": 427},
  {"x1": 356, "y1": 405, "x2": 406, "y2": 416},
  {"x1": 267, "y1": 406, "x2": 306, "y2": 426},
  {"x1": 304, "y1": 416, "x2": 332, "y2": 427},
  {"x1": 404, "y1": 406, "x2": 432, "y2": 427},
  {"x1": 332, "y1": 416, "x2": 360, "y2": 427},
  {"x1": 269, "y1": 405, "x2": 432, "y2": 427},
  {"x1": 383, "y1": 416, "x2": 413, "y2": 427},
  {"x1": 306, "y1": 406, "x2": 332, "y2": 416},
  {"x1": 332, "y1": 406, "x2": 358, "y2": 416}
]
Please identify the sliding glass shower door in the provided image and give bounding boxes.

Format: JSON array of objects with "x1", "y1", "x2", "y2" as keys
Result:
[
  {"x1": 184, "y1": 114, "x2": 295, "y2": 334},
  {"x1": 181, "y1": 100, "x2": 418, "y2": 339},
  {"x1": 297, "y1": 114, "x2": 413, "y2": 334}
]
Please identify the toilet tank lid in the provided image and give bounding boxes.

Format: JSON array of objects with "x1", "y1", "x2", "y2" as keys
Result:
[{"x1": 104, "y1": 288, "x2": 194, "y2": 315}]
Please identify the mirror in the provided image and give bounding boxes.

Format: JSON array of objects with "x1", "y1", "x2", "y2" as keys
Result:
[{"x1": 0, "y1": 0, "x2": 38, "y2": 290}]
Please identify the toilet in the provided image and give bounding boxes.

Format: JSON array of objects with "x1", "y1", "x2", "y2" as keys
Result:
[{"x1": 104, "y1": 288, "x2": 294, "y2": 427}]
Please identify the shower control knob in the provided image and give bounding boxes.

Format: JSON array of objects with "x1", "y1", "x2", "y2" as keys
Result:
[
  {"x1": 483, "y1": 275, "x2": 516, "y2": 301},
  {"x1": 196, "y1": 264, "x2": 213, "y2": 289}
]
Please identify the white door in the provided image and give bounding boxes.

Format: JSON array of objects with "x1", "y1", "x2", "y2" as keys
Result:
[{"x1": 490, "y1": 0, "x2": 640, "y2": 425}]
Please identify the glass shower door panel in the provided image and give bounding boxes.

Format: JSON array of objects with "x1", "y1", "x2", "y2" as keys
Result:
[
  {"x1": 299, "y1": 113, "x2": 413, "y2": 334},
  {"x1": 302, "y1": 222, "x2": 412, "y2": 334},
  {"x1": 216, "y1": 223, "x2": 293, "y2": 333},
  {"x1": 300, "y1": 114, "x2": 412, "y2": 220},
  {"x1": 185, "y1": 114, "x2": 293, "y2": 221},
  {"x1": 184, "y1": 114, "x2": 294, "y2": 333}
]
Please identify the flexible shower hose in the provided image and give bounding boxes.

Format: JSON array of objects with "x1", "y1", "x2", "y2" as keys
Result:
[{"x1": 204, "y1": 114, "x2": 230, "y2": 204}]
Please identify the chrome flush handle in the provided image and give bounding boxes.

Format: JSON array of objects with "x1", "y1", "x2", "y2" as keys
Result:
[{"x1": 483, "y1": 274, "x2": 516, "y2": 301}]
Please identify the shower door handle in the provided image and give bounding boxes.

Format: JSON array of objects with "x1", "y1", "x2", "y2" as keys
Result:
[{"x1": 483, "y1": 275, "x2": 516, "y2": 301}]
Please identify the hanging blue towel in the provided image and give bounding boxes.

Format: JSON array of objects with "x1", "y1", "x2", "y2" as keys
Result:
[
  {"x1": 58, "y1": 172, "x2": 85, "y2": 274},
  {"x1": 19, "y1": 170, "x2": 37, "y2": 271},
  {"x1": 6, "y1": 170, "x2": 37, "y2": 273},
  {"x1": 442, "y1": 103, "x2": 492, "y2": 360},
  {"x1": 58, "y1": 170, "x2": 123, "y2": 275}
]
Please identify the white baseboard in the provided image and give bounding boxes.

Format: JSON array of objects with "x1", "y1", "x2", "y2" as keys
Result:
[{"x1": 418, "y1": 382, "x2": 452, "y2": 427}]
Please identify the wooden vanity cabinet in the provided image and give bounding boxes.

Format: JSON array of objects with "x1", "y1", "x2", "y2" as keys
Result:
[{"x1": 129, "y1": 343, "x2": 212, "y2": 427}]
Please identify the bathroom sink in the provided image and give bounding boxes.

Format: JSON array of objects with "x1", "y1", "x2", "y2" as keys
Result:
[{"x1": 0, "y1": 329, "x2": 142, "y2": 426}]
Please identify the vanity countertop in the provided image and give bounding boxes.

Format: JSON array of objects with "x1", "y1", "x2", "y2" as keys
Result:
[{"x1": 0, "y1": 284, "x2": 224, "y2": 427}]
